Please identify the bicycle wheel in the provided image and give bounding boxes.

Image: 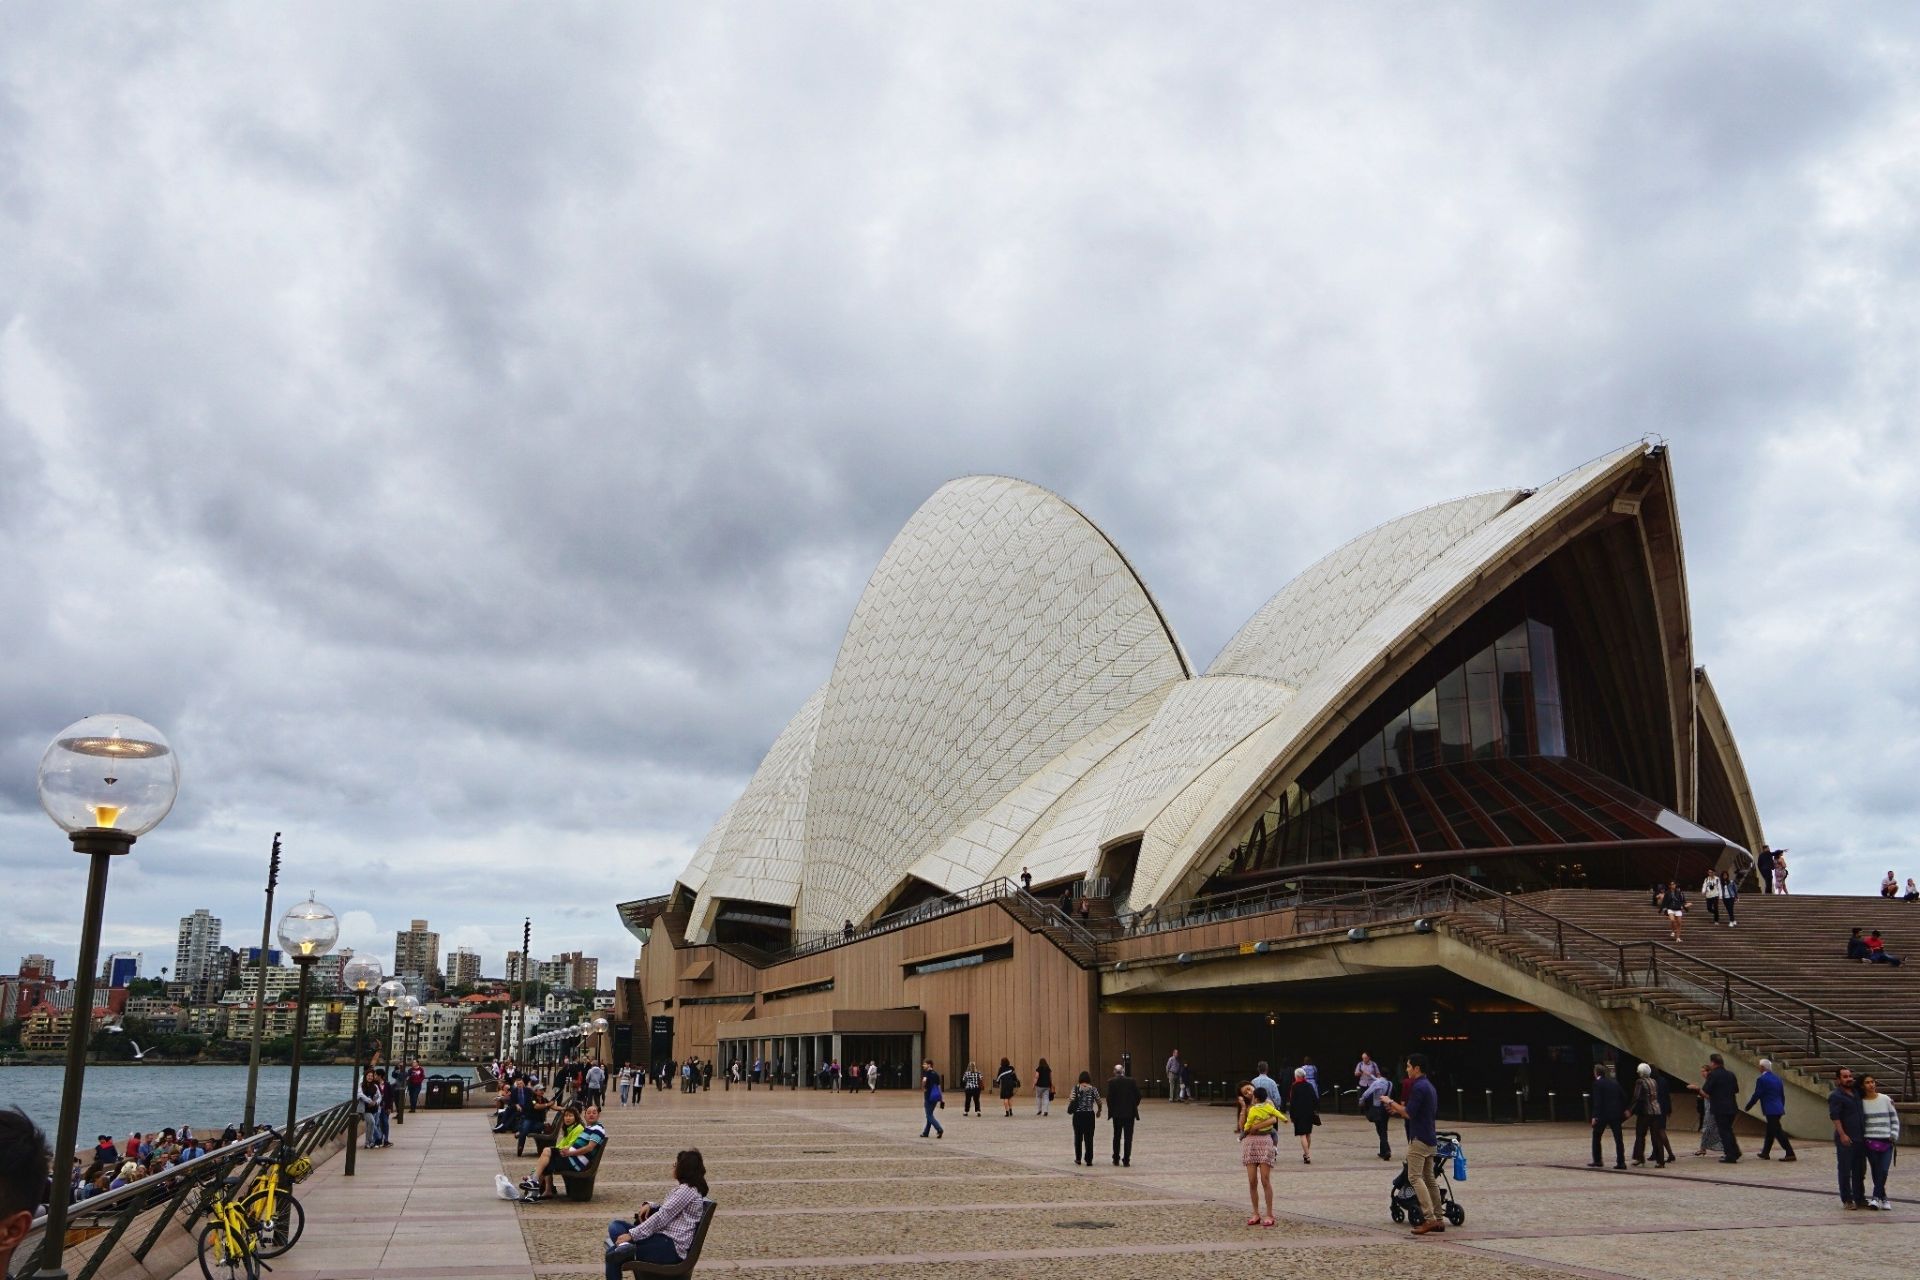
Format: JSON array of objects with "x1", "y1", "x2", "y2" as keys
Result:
[
  {"x1": 245, "y1": 1190, "x2": 305, "y2": 1257},
  {"x1": 196, "y1": 1221, "x2": 258, "y2": 1280}
]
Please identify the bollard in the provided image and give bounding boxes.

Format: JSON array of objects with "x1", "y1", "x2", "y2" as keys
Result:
[
  {"x1": 1515, "y1": 1090, "x2": 1524, "y2": 1122},
  {"x1": 1456, "y1": 1087, "x2": 1466, "y2": 1121},
  {"x1": 1582, "y1": 1092, "x2": 1591, "y2": 1122},
  {"x1": 1548, "y1": 1091, "x2": 1557, "y2": 1123},
  {"x1": 1484, "y1": 1089, "x2": 1493, "y2": 1123}
]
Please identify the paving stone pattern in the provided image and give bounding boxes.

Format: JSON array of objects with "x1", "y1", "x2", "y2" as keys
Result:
[{"x1": 200, "y1": 1092, "x2": 1920, "y2": 1279}]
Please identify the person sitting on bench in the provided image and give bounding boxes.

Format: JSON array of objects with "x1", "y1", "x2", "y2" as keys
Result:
[
  {"x1": 603, "y1": 1149, "x2": 707, "y2": 1278},
  {"x1": 1865, "y1": 930, "x2": 1903, "y2": 966},
  {"x1": 521, "y1": 1105, "x2": 604, "y2": 1200}
]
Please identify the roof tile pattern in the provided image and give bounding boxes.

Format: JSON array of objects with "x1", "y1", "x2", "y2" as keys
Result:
[
  {"x1": 909, "y1": 682, "x2": 1174, "y2": 892},
  {"x1": 687, "y1": 685, "x2": 826, "y2": 936},
  {"x1": 1098, "y1": 674, "x2": 1297, "y2": 845},
  {"x1": 1209, "y1": 490, "x2": 1521, "y2": 684},
  {"x1": 798, "y1": 476, "x2": 1188, "y2": 935}
]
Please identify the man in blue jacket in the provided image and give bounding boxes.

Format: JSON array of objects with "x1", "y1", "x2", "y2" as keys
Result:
[{"x1": 1744, "y1": 1058, "x2": 1796, "y2": 1161}]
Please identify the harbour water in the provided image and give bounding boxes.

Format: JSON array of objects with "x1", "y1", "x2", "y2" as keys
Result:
[{"x1": 0, "y1": 1062, "x2": 463, "y2": 1149}]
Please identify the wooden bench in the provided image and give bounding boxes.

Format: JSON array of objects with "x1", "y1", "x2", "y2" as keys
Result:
[
  {"x1": 623, "y1": 1199, "x2": 717, "y2": 1277},
  {"x1": 554, "y1": 1138, "x2": 606, "y2": 1202}
]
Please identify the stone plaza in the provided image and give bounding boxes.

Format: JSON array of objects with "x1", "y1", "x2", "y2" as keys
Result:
[{"x1": 216, "y1": 1088, "x2": 1918, "y2": 1280}]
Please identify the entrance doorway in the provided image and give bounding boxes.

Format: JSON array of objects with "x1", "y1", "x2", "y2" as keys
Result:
[{"x1": 948, "y1": 1014, "x2": 970, "y2": 1081}]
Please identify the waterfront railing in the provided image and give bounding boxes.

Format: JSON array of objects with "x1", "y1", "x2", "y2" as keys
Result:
[{"x1": 11, "y1": 1098, "x2": 354, "y2": 1280}]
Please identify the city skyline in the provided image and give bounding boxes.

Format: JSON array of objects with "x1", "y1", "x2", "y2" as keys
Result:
[{"x1": 3, "y1": 6, "x2": 1918, "y2": 978}]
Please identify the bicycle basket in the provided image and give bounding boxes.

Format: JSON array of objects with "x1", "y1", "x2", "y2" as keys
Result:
[{"x1": 286, "y1": 1155, "x2": 313, "y2": 1182}]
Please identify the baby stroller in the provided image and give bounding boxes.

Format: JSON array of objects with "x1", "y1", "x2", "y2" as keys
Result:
[{"x1": 1389, "y1": 1131, "x2": 1467, "y2": 1227}]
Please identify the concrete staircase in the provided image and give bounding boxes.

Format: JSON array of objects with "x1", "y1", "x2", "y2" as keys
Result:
[{"x1": 1438, "y1": 888, "x2": 1919, "y2": 1134}]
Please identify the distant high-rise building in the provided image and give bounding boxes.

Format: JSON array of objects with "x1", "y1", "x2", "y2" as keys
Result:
[
  {"x1": 18, "y1": 954, "x2": 55, "y2": 980},
  {"x1": 570, "y1": 954, "x2": 598, "y2": 991},
  {"x1": 104, "y1": 953, "x2": 141, "y2": 988},
  {"x1": 175, "y1": 910, "x2": 222, "y2": 990},
  {"x1": 311, "y1": 951, "x2": 348, "y2": 994},
  {"x1": 447, "y1": 948, "x2": 482, "y2": 989},
  {"x1": 394, "y1": 919, "x2": 440, "y2": 987},
  {"x1": 505, "y1": 950, "x2": 527, "y2": 983}
]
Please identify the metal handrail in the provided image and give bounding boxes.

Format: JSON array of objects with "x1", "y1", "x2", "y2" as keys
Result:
[
  {"x1": 1113, "y1": 875, "x2": 1418, "y2": 938},
  {"x1": 14, "y1": 1099, "x2": 354, "y2": 1280},
  {"x1": 1437, "y1": 879, "x2": 1919, "y2": 1095}
]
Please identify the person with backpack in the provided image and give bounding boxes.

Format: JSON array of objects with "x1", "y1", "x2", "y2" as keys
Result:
[{"x1": 919, "y1": 1059, "x2": 945, "y2": 1139}]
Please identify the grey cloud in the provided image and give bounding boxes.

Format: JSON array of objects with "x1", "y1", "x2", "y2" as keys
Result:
[{"x1": 2, "y1": 2, "x2": 1918, "y2": 975}]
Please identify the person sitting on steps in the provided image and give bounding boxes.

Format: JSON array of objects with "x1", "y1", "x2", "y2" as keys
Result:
[{"x1": 1864, "y1": 930, "x2": 1903, "y2": 966}]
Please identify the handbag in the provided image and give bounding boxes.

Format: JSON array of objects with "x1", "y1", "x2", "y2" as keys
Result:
[{"x1": 1867, "y1": 1138, "x2": 1892, "y2": 1153}]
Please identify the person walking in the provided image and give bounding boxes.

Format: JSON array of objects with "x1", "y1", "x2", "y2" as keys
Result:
[
  {"x1": 1702, "y1": 1054, "x2": 1741, "y2": 1162},
  {"x1": 1830, "y1": 1066, "x2": 1868, "y2": 1209},
  {"x1": 1701, "y1": 871, "x2": 1722, "y2": 924},
  {"x1": 1692, "y1": 1066, "x2": 1722, "y2": 1157},
  {"x1": 1068, "y1": 1071, "x2": 1103, "y2": 1165},
  {"x1": 1860, "y1": 1073, "x2": 1901, "y2": 1209},
  {"x1": 1589, "y1": 1065, "x2": 1626, "y2": 1169},
  {"x1": 1744, "y1": 1059, "x2": 1795, "y2": 1161},
  {"x1": 995, "y1": 1058, "x2": 1019, "y2": 1116},
  {"x1": 1629, "y1": 1064, "x2": 1667, "y2": 1168},
  {"x1": 617, "y1": 1064, "x2": 632, "y2": 1107},
  {"x1": 1034, "y1": 1058, "x2": 1054, "y2": 1116},
  {"x1": 867, "y1": 1059, "x2": 879, "y2": 1092},
  {"x1": 1288, "y1": 1068, "x2": 1319, "y2": 1164},
  {"x1": 1106, "y1": 1064, "x2": 1141, "y2": 1166},
  {"x1": 1166, "y1": 1050, "x2": 1185, "y2": 1102},
  {"x1": 961, "y1": 1062, "x2": 983, "y2": 1116},
  {"x1": 1251, "y1": 1061, "x2": 1280, "y2": 1104},
  {"x1": 1355, "y1": 1052, "x2": 1381, "y2": 1086},
  {"x1": 1773, "y1": 851, "x2": 1790, "y2": 894},
  {"x1": 586, "y1": 1062, "x2": 606, "y2": 1109},
  {"x1": 1359, "y1": 1070, "x2": 1393, "y2": 1161},
  {"x1": 919, "y1": 1059, "x2": 945, "y2": 1139},
  {"x1": 1720, "y1": 871, "x2": 1738, "y2": 926},
  {"x1": 1659, "y1": 880, "x2": 1688, "y2": 943},
  {"x1": 1384, "y1": 1054, "x2": 1444, "y2": 1235},
  {"x1": 1238, "y1": 1084, "x2": 1281, "y2": 1227}
]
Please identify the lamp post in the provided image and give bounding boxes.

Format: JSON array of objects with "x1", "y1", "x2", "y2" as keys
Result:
[
  {"x1": 375, "y1": 980, "x2": 405, "y2": 1126},
  {"x1": 29, "y1": 714, "x2": 179, "y2": 1280},
  {"x1": 401, "y1": 996, "x2": 421, "y2": 1110},
  {"x1": 591, "y1": 1016, "x2": 609, "y2": 1065},
  {"x1": 241, "y1": 833, "x2": 283, "y2": 1131},
  {"x1": 278, "y1": 893, "x2": 338, "y2": 1138},
  {"x1": 341, "y1": 956, "x2": 383, "y2": 1176},
  {"x1": 516, "y1": 917, "x2": 531, "y2": 1064}
]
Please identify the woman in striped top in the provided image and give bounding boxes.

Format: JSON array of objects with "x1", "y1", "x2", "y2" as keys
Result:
[
  {"x1": 604, "y1": 1150, "x2": 709, "y2": 1278},
  {"x1": 1859, "y1": 1075, "x2": 1901, "y2": 1210}
]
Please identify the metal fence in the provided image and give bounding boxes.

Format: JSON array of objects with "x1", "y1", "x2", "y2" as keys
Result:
[{"x1": 11, "y1": 1099, "x2": 354, "y2": 1280}]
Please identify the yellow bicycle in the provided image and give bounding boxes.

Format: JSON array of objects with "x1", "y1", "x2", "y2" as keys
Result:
[
  {"x1": 242, "y1": 1142, "x2": 311, "y2": 1258},
  {"x1": 195, "y1": 1176, "x2": 261, "y2": 1280}
]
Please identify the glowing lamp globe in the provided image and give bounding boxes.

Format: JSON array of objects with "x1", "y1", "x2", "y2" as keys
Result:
[
  {"x1": 38, "y1": 714, "x2": 179, "y2": 836},
  {"x1": 592, "y1": 1017, "x2": 608, "y2": 1033},
  {"x1": 277, "y1": 893, "x2": 339, "y2": 959},
  {"x1": 402, "y1": 995, "x2": 421, "y2": 1017},
  {"x1": 343, "y1": 956, "x2": 384, "y2": 993},
  {"x1": 375, "y1": 979, "x2": 405, "y2": 1008}
]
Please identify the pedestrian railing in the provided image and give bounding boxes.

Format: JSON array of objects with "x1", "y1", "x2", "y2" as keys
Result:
[
  {"x1": 11, "y1": 1099, "x2": 354, "y2": 1280},
  {"x1": 1441, "y1": 881, "x2": 1919, "y2": 1097}
]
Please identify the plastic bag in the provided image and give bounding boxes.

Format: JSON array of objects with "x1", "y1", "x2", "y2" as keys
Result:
[{"x1": 495, "y1": 1173, "x2": 522, "y2": 1200}]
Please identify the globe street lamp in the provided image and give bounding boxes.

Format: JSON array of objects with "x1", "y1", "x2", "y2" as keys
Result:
[
  {"x1": 277, "y1": 893, "x2": 338, "y2": 1136},
  {"x1": 341, "y1": 955, "x2": 384, "y2": 1176},
  {"x1": 29, "y1": 715, "x2": 178, "y2": 1280},
  {"x1": 592, "y1": 1016, "x2": 609, "y2": 1065},
  {"x1": 401, "y1": 996, "x2": 422, "y2": 1110},
  {"x1": 375, "y1": 980, "x2": 405, "y2": 1127}
]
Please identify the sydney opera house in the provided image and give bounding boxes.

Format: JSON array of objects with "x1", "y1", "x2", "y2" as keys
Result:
[{"x1": 620, "y1": 440, "x2": 1773, "y2": 1101}]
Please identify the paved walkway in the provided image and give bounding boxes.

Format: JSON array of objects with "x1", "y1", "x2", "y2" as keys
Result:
[
  {"x1": 178, "y1": 1090, "x2": 1920, "y2": 1279},
  {"x1": 168, "y1": 1110, "x2": 533, "y2": 1280}
]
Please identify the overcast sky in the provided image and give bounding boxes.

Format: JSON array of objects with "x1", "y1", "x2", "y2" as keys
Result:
[{"x1": 2, "y1": 4, "x2": 1916, "y2": 983}]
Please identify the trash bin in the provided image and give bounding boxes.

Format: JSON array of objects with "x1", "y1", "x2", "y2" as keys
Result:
[
  {"x1": 424, "y1": 1077, "x2": 448, "y2": 1109},
  {"x1": 444, "y1": 1077, "x2": 465, "y2": 1108}
]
